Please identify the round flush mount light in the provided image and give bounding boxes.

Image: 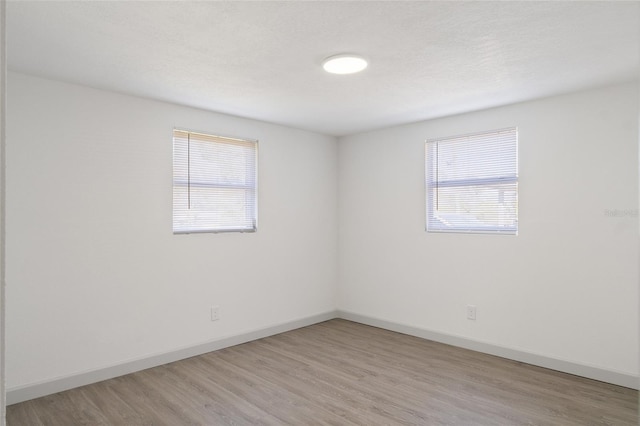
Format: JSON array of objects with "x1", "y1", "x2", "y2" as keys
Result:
[{"x1": 322, "y1": 54, "x2": 368, "y2": 75}]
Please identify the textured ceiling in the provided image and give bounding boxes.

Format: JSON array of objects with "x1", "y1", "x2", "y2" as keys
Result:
[{"x1": 7, "y1": 1, "x2": 640, "y2": 136}]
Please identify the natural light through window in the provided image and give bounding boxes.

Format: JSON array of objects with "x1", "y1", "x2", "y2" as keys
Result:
[
  {"x1": 425, "y1": 127, "x2": 518, "y2": 234},
  {"x1": 173, "y1": 129, "x2": 257, "y2": 234}
]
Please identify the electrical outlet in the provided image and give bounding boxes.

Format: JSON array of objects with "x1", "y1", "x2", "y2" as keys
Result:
[
  {"x1": 466, "y1": 305, "x2": 477, "y2": 320},
  {"x1": 211, "y1": 306, "x2": 220, "y2": 321}
]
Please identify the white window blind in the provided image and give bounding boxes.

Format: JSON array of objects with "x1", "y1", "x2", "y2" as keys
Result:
[
  {"x1": 173, "y1": 129, "x2": 257, "y2": 234},
  {"x1": 426, "y1": 127, "x2": 518, "y2": 234}
]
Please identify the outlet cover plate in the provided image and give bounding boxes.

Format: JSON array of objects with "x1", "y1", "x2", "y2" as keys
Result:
[{"x1": 467, "y1": 305, "x2": 477, "y2": 320}]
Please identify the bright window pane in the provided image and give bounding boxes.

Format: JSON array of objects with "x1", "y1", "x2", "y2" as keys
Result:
[
  {"x1": 426, "y1": 128, "x2": 518, "y2": 234},
  {"x1": 173, "y1": 130, "x2": 257, "y2": 234}
]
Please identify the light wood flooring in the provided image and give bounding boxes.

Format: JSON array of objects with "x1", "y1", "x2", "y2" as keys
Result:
[{"x1": 7, "y1": 319, "x2": 638, "y2": 425}]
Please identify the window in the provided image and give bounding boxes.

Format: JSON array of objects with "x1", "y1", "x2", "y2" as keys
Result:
[
  {"x1": 425, "y1": 127, "x2": 518, "y2": 234},
  {"x1": 173, "y1": 129, "x2": 257, "y2": 234}
]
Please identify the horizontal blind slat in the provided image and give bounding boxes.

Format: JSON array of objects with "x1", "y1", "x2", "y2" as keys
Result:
[
  {"x1": 426, "y1": 127, "x2": 518, "y2": 234},
  {"x1": 173, "y1": 129, "x2": 257, "y2": 233}
]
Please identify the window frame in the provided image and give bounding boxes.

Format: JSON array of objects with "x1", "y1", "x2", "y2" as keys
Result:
[
  {"x1": 425, "y1": 127, "x2": 518, "y2": 235},
  {"x1": 172, "y1": 128, "x2": 258, "y2": 234}
]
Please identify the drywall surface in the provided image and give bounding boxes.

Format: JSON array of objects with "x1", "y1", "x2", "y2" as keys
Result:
[
  {"x1": 338, "y1": 82, "x2": 639, "y2": 376},
  {"x1": 1, "y1": 1, "x2": 6, "y2": 422},
  {"x1": 5, "y1": 72, "x2": 338, "y2": 389}
]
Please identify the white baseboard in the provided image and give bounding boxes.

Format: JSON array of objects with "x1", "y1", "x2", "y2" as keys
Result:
[
  {"x1": 8, "y1": 309, "x2": 637, "y2": 405},
  {"x1": 337, "y1": 310, "x2": 639, "y2": 390},
  {"x1": 6, "y1": 310, "x2": 337, "y2": 405}
]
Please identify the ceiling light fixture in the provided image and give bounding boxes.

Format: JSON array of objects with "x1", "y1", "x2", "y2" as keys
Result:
[{"x1": 322, "y1": 54, "x2": 368, "y2": 75}]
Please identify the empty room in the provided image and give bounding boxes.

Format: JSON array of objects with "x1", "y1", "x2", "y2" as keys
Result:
[{"x1": 0, "y1": 1, "x2": 638, "y2": 425}]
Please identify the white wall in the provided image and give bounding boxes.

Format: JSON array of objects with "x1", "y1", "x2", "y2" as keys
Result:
[
  {"x1": 5, "y1": 71, "x2": 638, "y2": 400},
  {"x1": 0, "y1": 1, "x2": 6, "y2": 422},
  {"x1": 338, "y1": 82, "x2": 639, "y2": 377},
  {"x1": 5, "y1": 72, "x2": 338, "y2": 389}
]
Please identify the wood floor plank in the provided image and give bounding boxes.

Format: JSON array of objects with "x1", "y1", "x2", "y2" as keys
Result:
[
  {"x1": 249, "y1": 336, "x2": 503, "y2": 425},
  {"x1": 310, "y1": 320, "x2": 637, "y2": 425},
  {"x1": 7, "y1": 319, "x2": 638, "y2": 425},
  {"x1": 162, "y1": 359, "x2": 284, "y2": 425}
]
